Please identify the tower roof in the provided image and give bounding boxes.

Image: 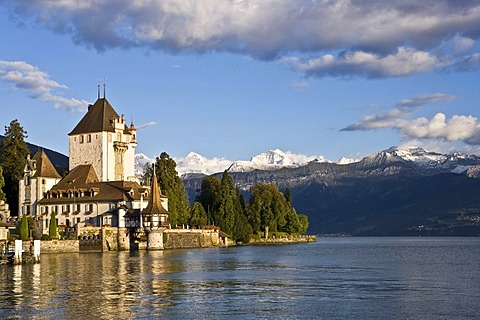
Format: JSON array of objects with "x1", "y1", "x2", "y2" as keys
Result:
[
  {"x1": 142, "y1": 169, "x2": 169, "y2": 215},
  {"x1": 69, "y1": 98, "x2": 121, "y2": 135},
  {"x1": 32, "y1": 149, "x2": 61, "y2": 179}
]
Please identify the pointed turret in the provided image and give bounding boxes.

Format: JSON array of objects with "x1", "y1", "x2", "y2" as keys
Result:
[
  {"x1": 142, "y1": 168, "x2": 170, "y2": 226},
  {"x1": 32, "y1": 149, "x2": 61, "y2": 179}
]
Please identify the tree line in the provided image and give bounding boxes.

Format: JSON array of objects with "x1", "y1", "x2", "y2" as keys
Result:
[{"x1": 144, "y1": 152, "x2": 309, "y2": 243}]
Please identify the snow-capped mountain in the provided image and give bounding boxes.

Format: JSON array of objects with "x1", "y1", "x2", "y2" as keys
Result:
[
  {"x1": 359, "y1": 146, "x2": 480, "y2": 174},
  {"x1": 175, "y1": 152, "x2": 232, "y2": 176},
  {"x1": 135, "y1": 146, "x2": 480, "y2": 178},
  {"x1": 135, "y1": 149, "x2": 326, "y2": 177},
  {"x1": 228, "y1": 149, "x2": 326, "y2": 172},
  {"x1": 134, "y1": 153, "x2": 154, "y2": 177}
]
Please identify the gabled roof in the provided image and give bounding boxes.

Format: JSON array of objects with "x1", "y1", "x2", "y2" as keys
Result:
[
  {"x1": 69, "y1": 98, "x2": 121, "y2": 135},
  {"x1": 55, "y1": 164, "x2": 99, "y2": 188},
  {"x1": 38, "y1": 164, "x2": 149, "y2": 204},
  {"x1": 31, "y1": 149, "x2": 61, "y2": 179},
  {"x1": 142, "y1": 169, "x2": 169, "y2": 215}
]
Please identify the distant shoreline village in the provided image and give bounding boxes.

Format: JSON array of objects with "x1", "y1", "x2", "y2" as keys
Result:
[{"x1": 1, "y1": 89, "x2": 315, "y2": 263}]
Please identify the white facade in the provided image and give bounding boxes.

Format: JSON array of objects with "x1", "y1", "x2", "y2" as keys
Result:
[
  {"x1": 69, "y1": 117, "x2": 137, "y2": 182},
  {"x1": 19, "y1": 176, "x2": 60, "y2": 216}
]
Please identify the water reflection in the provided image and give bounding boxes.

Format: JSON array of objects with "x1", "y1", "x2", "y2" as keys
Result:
[{"x1": 0, "y1": 239, "x2": 479, "y2": 319}]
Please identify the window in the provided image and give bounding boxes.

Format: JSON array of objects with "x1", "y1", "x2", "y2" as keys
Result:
[
  {"x1": 77, "y1": 218, "x2": 80, "y2": 224},
  {"x1": 76, "y1": 204, "x2": 81, "y2": 212},
  {"x1": 117, "y1": 133, "x2": 121, "y2": 141},
  {"x1": 87, "y1": 134, "x2": 92, "y2": 143},
  {"x1": 42, "y1": 179, "x2": 46, "y2": 185},
  {"x1": 89, "y1": 204, "x2": 94, "y2": 212},
  {"x1": 79, "y1": 135, "x2": 84, "y2": 144}
]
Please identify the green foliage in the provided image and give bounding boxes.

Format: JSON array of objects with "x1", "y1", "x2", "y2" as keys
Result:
[
  {"x1": 284, "y1": 187, "x2": 292, "y2": 205},
  {"x1": 49, "y1": 212, "x2": 58, "y2": 239},
  {"x1": 0, "y1": 165, "x2": 5, "y2": 201},
  {"x1": 20, "y1": 214, "x2": 29, "y2": 240},
  {"x1": 150, "y1": 152, "x2": 190, "y2": 227},
  {"x1": 246, "y1": 183, "x2": 288, "y2": 233},
  {"x1": 189, "y1": 202, "x2": 208, "y2": 227},
  {"x1": 246, "y1": 183, "x2": 308, "y2": 235},
  {"x1": 0, "y1": 119, "x2": 29, "y2": 215},
  {"x1": 197, "y1": 175, "x2": 222, "y2": 225}
]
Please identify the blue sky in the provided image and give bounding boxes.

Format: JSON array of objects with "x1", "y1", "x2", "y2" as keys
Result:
[{"x1": 1, "y1": 1, "x2": 480, "y2": 162}]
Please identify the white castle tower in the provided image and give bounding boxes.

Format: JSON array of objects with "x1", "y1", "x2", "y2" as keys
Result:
[{"x1": 68, "y1": 97, "x2": 137, "y2": 182}]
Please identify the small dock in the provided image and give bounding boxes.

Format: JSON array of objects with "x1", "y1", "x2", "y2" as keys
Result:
[{"x1": 0, "y1": 240, "x2": 41, "y2": 265}]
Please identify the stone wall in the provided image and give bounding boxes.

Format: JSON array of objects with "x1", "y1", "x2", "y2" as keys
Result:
[
  {"x1": 41, "y1": 240, "x2": 79, "y2": 253},
  {"x1": 164, "y1": 229, "x2": 223, "y2": 249},
  {"x1": 250, "y1": 235, "x2": 317, "y2": 245},
  {"x1": 102, "y1": 227, "x2": 119, "y2": 251}
]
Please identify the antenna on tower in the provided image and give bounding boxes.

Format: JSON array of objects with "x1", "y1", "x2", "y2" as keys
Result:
[
  {"x1": 103, "y1": 77, "x2": 108, "y2": 98},
  {"x1": 97, "y1": 79, "x2": 102, "y2": 99}
]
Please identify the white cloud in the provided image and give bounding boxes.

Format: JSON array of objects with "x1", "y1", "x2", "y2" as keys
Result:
[
  {"x1": 0, "y1": 60, "x2": 88, "y2": 112},
  {"x1": 136, "y1": 121, "x2": 157, "y2": 130},
  {"x1": 291, "y1": 80, "x2": 310, "y2": 90},
  {"x1": 3, "y1": 0, "x2": 480, "y2": 78},
  {"x1": 342, "y1": 92, "x2": 480, "y2": 145},
  {"x1": 342, "y1": 93, "x2": 456, "y2": 131},
  {"x1": 286, "y1": 47, "x2": 444, "y2": 78}
]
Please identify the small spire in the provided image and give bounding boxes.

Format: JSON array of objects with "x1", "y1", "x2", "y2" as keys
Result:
[
  {"x1": 97, "y1": 79, "x2": 101, "y2": 99},
  {"x1": 103, "y1": 77, "x2": 107, "y2": 98}
]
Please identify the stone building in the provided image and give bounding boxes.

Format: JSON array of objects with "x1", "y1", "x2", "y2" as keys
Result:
[
  {"x1": 18, "y1": 93, "x2": 168, "y2": 245},
  {"x1": 18, "y1": 149, "x2": 62, "y2": 216}
]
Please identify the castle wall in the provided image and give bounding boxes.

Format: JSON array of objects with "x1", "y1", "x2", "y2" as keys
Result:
[
  {"x1": 163, "y1": 229, "x2": 222, "y2": 249},
  {"x1": 69, "y1": 133, "x2": 103, "y2": 179},
  {"x1": 41, "y1": 240, "x2": 79, "y2": 253}
]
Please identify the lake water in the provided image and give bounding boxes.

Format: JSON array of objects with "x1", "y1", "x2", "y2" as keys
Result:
[{"x1": 1, "y1": 237, "x2": 479, "y2": 319}]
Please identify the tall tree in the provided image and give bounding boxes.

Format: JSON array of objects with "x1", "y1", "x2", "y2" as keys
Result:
[
  {"x1": 49, "y1": 212, "x2": 58, "y2": 239},
  {"x1": 20, "y1": 214, "x2": 29, "y2": 240},
  {"x1": 284, "y1": 187, "x2": 292, "y2": 205},
  {"x1": 189, "y1": 202, "x2": 208, "y2": 228},
  {"x1": 0, "y1": 120, "x2": 29, "y2": 215},
  {"x1": 0, "y1": 165, "x2": 5, "y2": 201},
  {"x1": 197, "y1": 175, "x2": 222, "y2": 225},
  {"x1": 151, "y1": 152, "x2": 190, "y2": 227}
]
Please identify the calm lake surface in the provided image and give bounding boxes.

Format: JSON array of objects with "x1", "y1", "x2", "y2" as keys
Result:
[{"x1": 1, "y1": 237, "x2": 479, "y2": 319}]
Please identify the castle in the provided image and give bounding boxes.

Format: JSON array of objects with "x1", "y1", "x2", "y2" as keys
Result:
[
  {"x1": 17, "y1": 90, "x2": 229, "y2": 250},
  {"x1": 18, "y1": 92, "x2": 170, "y2": 248}
]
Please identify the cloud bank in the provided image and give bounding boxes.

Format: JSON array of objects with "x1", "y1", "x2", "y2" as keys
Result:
[
  {"x1": 3, "y1": 0, "x2": 480, "y2": 78},
  {"x1": 0, "y1": 60, "x2": 88, "y2": 112},
  {"x1": 342, "y1": 93, "x2": 480, "y2": 145}
]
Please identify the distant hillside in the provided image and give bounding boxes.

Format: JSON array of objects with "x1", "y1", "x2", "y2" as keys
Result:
[
  {"x1": 183, "y1": 147, "x2": 480, "y2": 236},
  {"x1": 0, "y1": 135, "x2": 69, "y2": 175}
]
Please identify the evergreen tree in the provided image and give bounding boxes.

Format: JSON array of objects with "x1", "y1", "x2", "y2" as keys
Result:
[
  {"x1": 298, "y1": 214, "x2": 309, "y2": 234},
  {"x1": 247, "y1": 183, "x2": 285, "y2": 233},
  {"x1": 20, "y1": 214, "x2": 29, "y2": 240},
  {"x1": 284, "y1": 187, "x2": 292, "y2": 205},
  {"x1": 189, "y1": 202, "x2": 208, "y2": 228},
  {"x1": 197, "y1": 175, "x2": 222, "y2": 225},
  {"x1": 49, "y1": 212, "x2": 58, "y2": 239},
  {"x1": 0, "y1": 165, "x2": 5, "y2": 201},
  {"x1": 218, "y1": 171, "x2": 237, "y2": 235},
  {"x1": 0, "y1": 120, "x2": 29, "y2": 215},
  {"x1": 153, "y1": 152, "x2": 190, "y2": 227}
]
